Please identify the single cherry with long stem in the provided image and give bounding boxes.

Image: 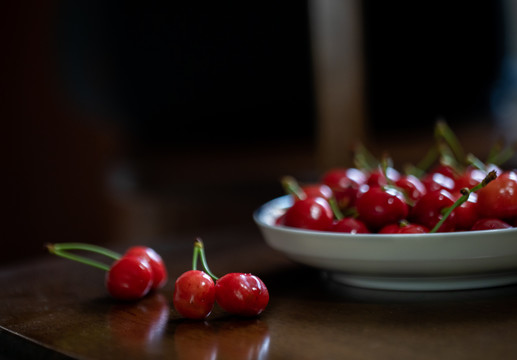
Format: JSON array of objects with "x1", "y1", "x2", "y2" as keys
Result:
[{"x1": 46, "y1": 242, "x2": 158, "y2": 301}]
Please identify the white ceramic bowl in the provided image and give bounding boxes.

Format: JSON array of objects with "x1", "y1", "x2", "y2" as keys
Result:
[{"x1": 253, "y1": 195, "x2": 517, "y2": 291}]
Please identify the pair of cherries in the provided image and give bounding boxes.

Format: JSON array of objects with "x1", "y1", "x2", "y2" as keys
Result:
[
  {"x1": 173, "y1": 238, "x2": 269, "y2": 320},
  {"x1": 47, "y1": 243, "x2": 168, "y2": 300}
]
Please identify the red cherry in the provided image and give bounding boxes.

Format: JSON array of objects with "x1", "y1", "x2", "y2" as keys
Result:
[
  {"x1": 471, "y1": 218, "x2": 512, "y2": 231},
  {"x1": 321, "y1": 168, "x2": 366, "y2": 209},
  {"x1": 299, "y1": 184, "x2": 333, "y2": 200},
  {"x1": 106, "y1": 255, "x2": 153, "y2": 301},
  {"x1": 431, "y1": 164, "x2": 458, "y2": 179},
  {"x1": 452, "y1": 192, "x2": 480, "y2": 231},
  {"x1": 410, "y1": 189, "x2": 456, "y2": 232},
  {"x1": 476, "y1": 171, "x2": 517, "y2": 220},
  {"x1": 125, "y1": 246, "x2": 168, "y2": 290},
  {"x1": 378, "y1": 223, "x2": 400, "y2": 233},
  {"x1": 366, "y1": 167, "x2": 401, "y2": 187},
  {"x1": 215, "y1": 273, "x2": 269, "y2": 317},
  {"x1": 453, "y1": 168, "x2": 486, "y2": 192},
  {"x1": 395, "y1": 175, "x2": 427, "y2": 203},
  {"x1": 421, "y1": 172, "x2": 456, "y2": 192},
  {"x1": 378, "y1": 222, "x2": 429, "y2": 234},
  {"x1": 173, "y1": 270, "x2": 216, "y2": 320},
  {"x1": 355, "y1": 186, "x2": 409, "y2": 230},
  {"x1": 283, "y1": 197, "x2": 334, "y2": 231},
  {"x1": 398, "y1": 223, "x2": 429, "y2": 233},
  {"x1": 329, "y1": 217, "x2": 370, "y2": 234}
]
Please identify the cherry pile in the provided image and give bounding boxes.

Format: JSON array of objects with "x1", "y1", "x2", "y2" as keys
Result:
[
  {"x1": 277, "y1": 121, "x2": 517, "y2": 234},
  {"x1": 173, "y1": 238, "x2": 269, "y2": 320}
]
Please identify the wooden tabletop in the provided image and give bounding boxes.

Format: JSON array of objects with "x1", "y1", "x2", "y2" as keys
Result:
[{"x1": 3, "y1": 221, "x2": 517, "y2": 360}]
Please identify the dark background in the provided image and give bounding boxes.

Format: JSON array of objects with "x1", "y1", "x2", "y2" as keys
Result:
[
  {"x1": 4, "y1": 1, "x2": 509, "y2": 263},
  {"x1": 56, "y1": 1, "x2": 505, "y2": 146}
]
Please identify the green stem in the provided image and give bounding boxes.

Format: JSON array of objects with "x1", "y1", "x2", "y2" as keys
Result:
[
  {"x1": 353, "y1": 142, "x2": 379, "y2": 172},
  {"x1": 466, "y1": 153, "x2": 487, "y2": 172},
  {"x1": 46, "y1": 243, "x2": 121, "y2": 271},
  {"x1": 415, "y1": 145, "x2": 439, "y2": 176},
  {"x1": 329, "y1": 197, "x2": 344, "y2": 221},
  {"x1": 281, "y1": 176, "x2": 306, "y2": 201},
  {"x1": 193, "y1": 238, "x2": 219, "y2": 281},
  {"x1": 434, "y1": 119, "x2": 465, "y2": 165},
  {"x1": 430, "y1": 170, "x2": 497, "y2": 233}
]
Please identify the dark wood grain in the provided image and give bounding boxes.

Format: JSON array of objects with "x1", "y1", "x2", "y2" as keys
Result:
[{"x1": 3, "y1": 223, "x2": 517, "y2": 360}]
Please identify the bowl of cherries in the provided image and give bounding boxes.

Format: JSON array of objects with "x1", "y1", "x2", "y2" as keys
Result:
[{"x1": 254, "y1": 122, "x2": 517, "y2": 291}]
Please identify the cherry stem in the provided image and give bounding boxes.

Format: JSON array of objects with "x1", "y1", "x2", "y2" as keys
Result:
[
  {"x1": 329, "y1": 197, "x2": 344, "y2": 221},
  {"x1": 434, "y1": 119, "x2": 465, "y2": 165},
  {"x1": 281, "y1": 176, "x2": 306, "y2": 201},
  {"x1": 429, "y1": 170, "x2": 497, "y2": 233},
  {"x1": 353, "y1": 142, "x2": 378, "y2": 172},
  {"x1": 466, "y1": 153, "x2": 487, "y2": 172},
  {"x1": 414, "y1": 145, "x2": 439, "y2": 176},
  {"x1": 193, "y1": 238, "x2": 219, "y2": 281},
  {"x1": 46, "y1": 242, "x2": 122, "y2": 271}
]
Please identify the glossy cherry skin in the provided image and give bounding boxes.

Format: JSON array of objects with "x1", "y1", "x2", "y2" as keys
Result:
[
  {"x1": 471, "y1": 218, "x2": 512, "y2": 231},
  {"x1": 283, "y1": 197, "x2": 334, "y2": 231},
  {"x1": 321, "y1": 168, "x2": 366, "y2": 209},
  {"x1": 431, "y1": 164, "x2": 457, "y2": 179},
  {"x1": 452, "y1": 192, "x2": 480, "y2": 231},
  {"x1": 421, "y1": 172, "x2": 456, "y2": 193},
  {"x1": 379, "y1": 222, "x2": 429, "y2": 234},
  {"x1": 410, "y1": 189, "x2": 456, "y2": 232},
  {"x1": 395, "y1": 175, "x2": 427, "y2": 203},
  {"x1": 355, "y1": 186, "x2": 408, "y2": 230},
  {"x1": 299, "y1": 184, "x2": 333, "y2": 201},
  {"x1": 106, "y1": 255, "x2": 153, "y2": 301},
  {"x1": 453, "y1": 168, "x2": 486, "y2": 192},
  {"x1": 125, "y1": 246, "x2": 168, "y2": 290},
  {"x1": 215, "y1": 273, "x2": 269, "y2": 317},
  {"x1": 366, "y1": 167, "x2": 401, "y2": 187},
  {"x1": 329, "y1": 217, "x2": 370, "y2": 234},
  {"x1": 476, "y1": 171, "x2": 517, "y2": 220},
  {"x1": 173, "y1": 270, "x2": 216, "y2": 320}
]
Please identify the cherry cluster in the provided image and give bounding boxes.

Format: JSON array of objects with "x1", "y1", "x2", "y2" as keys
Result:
[
  {"x1": 277, "y1": 122, "x2": 517, "y2": 234},
  {"x1": 47, "y1": 240, "x2": 270, "y2": 319},
  {"x1": 173, "y1": 238, "x2": 269, "y2": 320}
]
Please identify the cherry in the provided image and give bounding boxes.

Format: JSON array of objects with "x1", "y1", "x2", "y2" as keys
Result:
[
  {"x1": 379, "y1": 222, "x2": 429, "y2": 234},
  {"x1": 421, "y1": 172, "x2": 456, "y2": 192},
  {"x1": 47, "y1": 242, "x2": 165, "y2": 301},
  {"x1": 215, "y1": 273, "x2": 269, "y2": 317},
  {"x1": 452, "y1": 191, "x2": 479, "y2": 231},
  {"x1": 125, "y1": 246, "x2": 168, "y2": 290},
  {"x1": 398, "y1": 224, "x2": 429, "y2": 233},
  {"x1": 174, "y1": 238, "x2": 270, "y2": 319},
  {"x1": 471, "y1": 218, "x2": 512, "y2": 231},
  {"x1": 476, "y1": 171, "x2": 517, "y2": 220},
  {"x1": 366, "y1": 166, "x2": 401, "y2": 187},
  {"x1": 355, "y1": 186, "x2": 408, "y2": 230},
  {"x1": 300, "y1": 184, "x2": 333, "y2": 200},
  {"x1": 395, "y1": 174, "x2": 427, "y2": 203},
  {"x1": 431, "y1": 163, "x2": 458, "y2": 179},
  {"x1": 329, "y1": 217, "x2": 370, "y2": 234},
  {"x1": 453, "y1": 167, "x2": 486, "y2": 192},
  {"x1": 410, "y1": 189, "x2": 457, "y2": 232},
  {"x1": 173, "y1": 270, "x2": 216, "y2": 320},
  {"x1": 106, "y1": 255, "x2": 154, "y2": 301},
  {"x1": 283, "y1": 197, "x2": 334, "y2": 231},
  {"x1": 321, "y1": 168, "x2": 366, "y2": 209},
  {"x1": 378, "y1": 223, "x2": 400, "y2": 233}
]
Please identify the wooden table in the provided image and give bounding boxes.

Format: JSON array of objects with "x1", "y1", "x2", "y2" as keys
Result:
[{"x1": 2, "y1": 221, "x2": 517, "y2": 360}]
